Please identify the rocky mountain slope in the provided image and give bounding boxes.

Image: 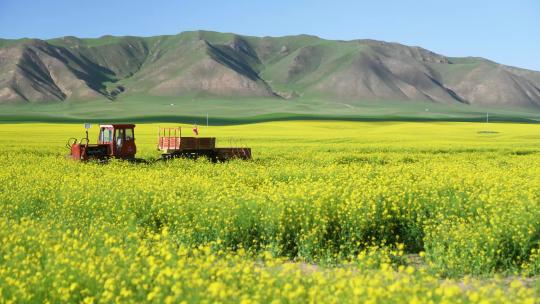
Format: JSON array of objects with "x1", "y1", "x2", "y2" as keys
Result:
[{"x1": 1, "y1": 31, "x2": 539, "y2": 108}]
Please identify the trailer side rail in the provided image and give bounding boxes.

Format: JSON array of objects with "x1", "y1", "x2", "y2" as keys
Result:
[{"x1": 158, "y1": 127, "x2": 181, "y2": 151}]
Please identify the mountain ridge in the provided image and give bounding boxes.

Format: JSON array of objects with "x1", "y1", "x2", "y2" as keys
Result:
[{"x1": 1, "y1": 30, "x2": 540, "y2": 109}]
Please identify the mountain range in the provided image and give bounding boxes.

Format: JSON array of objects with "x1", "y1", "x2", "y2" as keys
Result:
[{"x1": 1, "y1": 30, "x2": 540, "y2": 109}]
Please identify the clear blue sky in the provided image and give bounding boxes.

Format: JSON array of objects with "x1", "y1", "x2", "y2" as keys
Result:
[{"x1": 1, "y1": 0, "x2": 539, "y2": 70}]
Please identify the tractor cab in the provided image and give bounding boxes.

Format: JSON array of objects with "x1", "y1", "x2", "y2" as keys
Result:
[
  {"x1": 68, "y1": 124, "x2": 137, "y2": 161},
  {"x1": 98, "y1": 124, "x2": 136, "y2": 158}
]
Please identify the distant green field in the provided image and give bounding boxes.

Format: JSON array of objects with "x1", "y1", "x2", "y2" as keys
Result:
[{"x1": 2, "y1": 96, "x2": 540, "y2": 124}]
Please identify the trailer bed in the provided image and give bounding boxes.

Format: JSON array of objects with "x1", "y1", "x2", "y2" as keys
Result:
[{"x1": 158, "y1": 127, "x2": 251, "y2": 161}]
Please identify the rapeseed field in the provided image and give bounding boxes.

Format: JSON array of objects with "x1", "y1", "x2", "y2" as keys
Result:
[{"x1": 1, "y1": 121, "x2": 540, "y2": 303}]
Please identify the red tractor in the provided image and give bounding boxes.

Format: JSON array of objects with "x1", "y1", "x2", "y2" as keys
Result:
[
  {"x1": 68, "y1": 124, "x2": 136, "y2": 161},
  {"x1": 67, "y1": 124, "x2": 251, "y2": 162}
]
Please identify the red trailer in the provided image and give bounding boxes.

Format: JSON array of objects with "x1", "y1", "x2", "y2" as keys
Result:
[{"x1": 158, "y1": 127, "x2": 251, "y2": 161}]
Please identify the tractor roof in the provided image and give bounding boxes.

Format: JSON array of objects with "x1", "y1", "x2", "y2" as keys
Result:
[{"x1": 100, "y1": 124, "x2": 135, "y2": 128}]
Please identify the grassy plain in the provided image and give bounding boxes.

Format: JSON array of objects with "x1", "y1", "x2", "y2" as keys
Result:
[
  {"x1": 2, "y1": 96, "x2": 540, "y2": 124},
  {"x1": 1, "y1": 121, "x2": 540, "y2": 303}
]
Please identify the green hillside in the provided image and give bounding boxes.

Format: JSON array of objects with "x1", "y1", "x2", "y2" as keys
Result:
[{"x1": 1, "y1": 31, "x2": 540, "y2": 122}]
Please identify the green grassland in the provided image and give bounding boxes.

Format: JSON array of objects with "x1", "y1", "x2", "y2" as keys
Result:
[
  {"x1": 2, "y1": 96, "x2": 540, "y2": 124},
  {"x1": 2, "y1": 121, "x2": 540, "y2": 302}
]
